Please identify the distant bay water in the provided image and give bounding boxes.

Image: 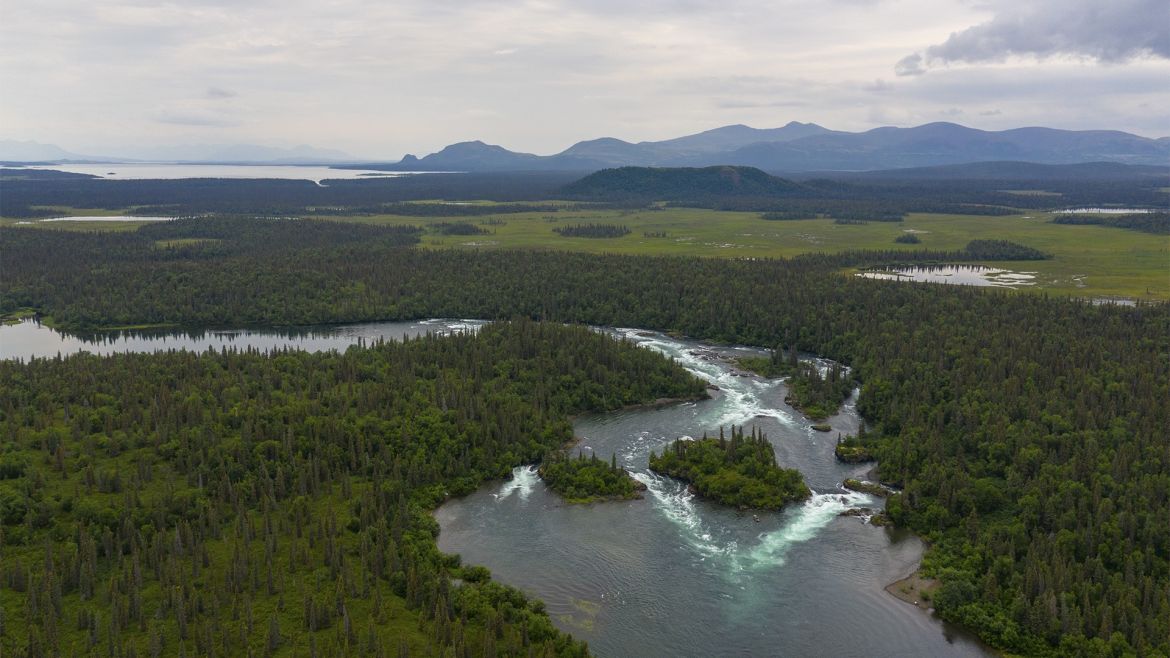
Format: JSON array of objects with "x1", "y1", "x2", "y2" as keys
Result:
[{"x1": 16, "y1": 163, "x2": 442, "y2": 183}]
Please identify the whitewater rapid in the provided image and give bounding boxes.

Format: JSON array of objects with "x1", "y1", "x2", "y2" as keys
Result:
[
  {"x1": 438, "y1": 326, "x2": 991, "y2": 657},
  {"x1": 494, "y1": 328, "x2": 878, "y2": 578}
]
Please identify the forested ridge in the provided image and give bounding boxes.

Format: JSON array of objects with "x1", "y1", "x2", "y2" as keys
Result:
[
  {"x1": 1, "y1": 219, "x2": 1168, "y2": 656},
  {"x1": 0, "y1": 321, "x2": 705, "y2": 657},
  {"x1": 2, "y1": 168, "x2": 1164, "y2": 219}
]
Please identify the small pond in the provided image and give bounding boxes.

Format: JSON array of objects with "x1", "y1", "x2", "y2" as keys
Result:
[{"x1": 857, "y1": 265, "x2": 1036, "y2": 288}]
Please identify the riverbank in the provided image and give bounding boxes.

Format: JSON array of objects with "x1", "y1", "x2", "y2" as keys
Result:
[{"x1": 886, "y1": 569, "x2": 938, "y2": 611}]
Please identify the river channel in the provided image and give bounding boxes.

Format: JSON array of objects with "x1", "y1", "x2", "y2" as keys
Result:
[{"x1": 0, "y1": 320, "x2": 991, "y2": 657}]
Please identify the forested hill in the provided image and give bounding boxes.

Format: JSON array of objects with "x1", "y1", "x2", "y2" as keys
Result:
[
  {"x1": 2, "y1": 221, "x2": 1169, "y2": 656},
  {"x1": 559, "y1": 166, "x2": 806, "y2": 201},
  {"x1": 0, "y1": 321, "x2": 706, "y2": 657}
]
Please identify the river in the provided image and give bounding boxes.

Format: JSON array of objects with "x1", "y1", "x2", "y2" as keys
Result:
[
  {"x1": 437, "y1": 329, "x2": 991, "y2": 657},
  {"x1": 0, "y1": 320, "x2": 991, "y2": 657}
]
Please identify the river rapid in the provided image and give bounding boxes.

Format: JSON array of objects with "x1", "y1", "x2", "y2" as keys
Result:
[
  {"x1": 0, "y1": 319, "x2": 990, "y2": 656},
  {"x1": 436, "y1": 328, "x2": 991, "y2": 657}
]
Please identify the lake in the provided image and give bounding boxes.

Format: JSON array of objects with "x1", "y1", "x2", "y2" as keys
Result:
[
  {"x1": 11, "y1": 216, "x2": 176, "y2": 224},
  {"x1": 858, "y1": 264, "x2": 1036, "y2": 288},
  {"x1": 0, "y1": 319, "x2": 990, "y2": 657},
  {"x1": 1059, "y1": 207, "x2": 1156, "y2": 214},
  {"x1": 15, "y1": 163, "x2": 442, "y2": 183},
  {"x1": 0, "y1": 318, "x2": 486, "y2": 361}
]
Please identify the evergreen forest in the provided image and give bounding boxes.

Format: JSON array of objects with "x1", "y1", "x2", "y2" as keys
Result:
[
  {"x1": 0, "y1": 321, "x2": 704, "y2": 657},
  {"x1": 648, "y1": 427, "x2": 810, "y2": 510},
  {"x1": 0, "y1": 216, "x2": 1167, "y2": 656},
  {"x1": 537, "y1": 453, "x2": 644, "y2": 503}
]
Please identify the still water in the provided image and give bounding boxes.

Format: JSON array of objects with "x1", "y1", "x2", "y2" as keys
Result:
[
  {"x1": 17, "y1": 163, "x2": 440, "y2": 183},
  {"x1": 13, "y1": 216, "x2": 176, "y2": 224},
  {"x1": 0, "y1": 318, "x2": 486, "y2": 361},
  {"x1": 858, "y1": 264, "x2": 1036, "y2": 288},
  {"x1": 0, "y1": 320, "x2": 990, "y2": 656}
]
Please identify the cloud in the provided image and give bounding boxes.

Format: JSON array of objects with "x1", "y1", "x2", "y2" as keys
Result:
[
  {"x1": 895, "y1": 53, "x2": 925, "y2": 76},
  {"x1": 2, "y1": 0, "x2": 1167, "y2": 154},
  {"x1": 153, "y1": 108, "x2": 240, "y2": 127},
  {"x1": 898, "y1": 0, "x2": 1170, "y2": 75}
]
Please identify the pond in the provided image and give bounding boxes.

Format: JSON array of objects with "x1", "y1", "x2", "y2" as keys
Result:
[{"x1": 857, "y1": 265, "x2": 1036, "y2": 288}]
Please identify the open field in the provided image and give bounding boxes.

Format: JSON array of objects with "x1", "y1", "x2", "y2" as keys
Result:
[
  {"x1": 4, "y1": 205, "x2": 1167, "y2": 301},
  {"x1": 330, "y1": 207, "x2": 1170, "y2": 301}
]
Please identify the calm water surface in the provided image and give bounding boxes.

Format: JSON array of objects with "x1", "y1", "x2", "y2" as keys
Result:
[
  {"x1": 0, "y1": 320, "x2": 990, "y2": 656},
  {"x1": 858, "y1": 264, "x2": 1036, "y2": 288},
  {"x1": 18, "y1": 163, "x2": 442, "y2": 183},
  {"x1": 0, "y1": 318, "x2": 486, "y2": 361},
  {"x1": 1059, "y1": 207, "x2": 1155, "y2": 214}
]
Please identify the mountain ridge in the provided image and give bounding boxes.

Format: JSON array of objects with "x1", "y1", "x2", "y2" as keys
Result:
[
  {"x1": 364, "y1": 121, "x2": 1170, "y2": 173},
  {"x1": 8, "y1": 121, "x2": 1170, "y2": 170}
]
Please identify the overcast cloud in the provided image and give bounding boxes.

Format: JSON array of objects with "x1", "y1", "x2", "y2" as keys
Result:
[
  {"x1": 1, "y1": 0, "x2": 1166, "y2": 159},
  {"x1": 897, "y1": 0, "x2": 1170, "y2": 75}
]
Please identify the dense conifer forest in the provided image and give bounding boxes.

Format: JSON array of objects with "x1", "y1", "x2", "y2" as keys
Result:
[
  {"x1": 552, "y1": 224, "x2": 631, "y2": 239},
  {"x1": 1, "y1": 217, "x2": 1168, "y2": 656},
  {"x1": 648, "y1": 427, "x2": 810, "y2": 509},
  {"x1": 1052, "y1": 212, "x2": 1170, "y2": 234},
  {"x1": 0, "y1": 321, "x2": 705, "y2": 656},
  {"x1": 784, "y1": 362, "x2": 855, "y2": 420}
]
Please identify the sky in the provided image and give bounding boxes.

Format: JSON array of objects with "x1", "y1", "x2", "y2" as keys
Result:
[{"x1": 1, "y1": 0, "x2": 1167, "y2": 159}]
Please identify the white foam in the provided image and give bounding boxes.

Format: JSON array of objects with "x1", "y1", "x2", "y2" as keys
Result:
[
  {"x1": 616, "y1": 328, "x2": 798, "y2": 429},
  {"x1": 608, "y1": 328, "x2": 868, "y2": 577},
  {"x1": 497, "y1": 465, "x2": 539, "y2": 501},
  {"x1": 634, "y1": 471, "x2": 735, "y2": 558},
  {"x1": 735, "y1": 491, "x2": 872, "y2": 571},
  {"x1": 638, "y1": 468, "x2": 874, "y2": 575}
]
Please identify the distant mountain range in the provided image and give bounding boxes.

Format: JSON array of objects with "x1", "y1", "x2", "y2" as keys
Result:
[
  {"x1": 0, "y1": 139, "x2": 355, "y2": 164},
  {"x1": 366, "y1": 121, "x2": 1170, "y2": 173},
  {"x1": 6, "y1": 121, "x2": 1169, "y2": 171}
]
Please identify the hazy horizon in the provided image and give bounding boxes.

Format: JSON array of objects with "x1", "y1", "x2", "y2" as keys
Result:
[{"x1": 2, "y1": 0, "x2": 1167, "y2": 160}]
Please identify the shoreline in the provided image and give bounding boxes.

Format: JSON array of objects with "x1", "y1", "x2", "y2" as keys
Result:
[
  {"x1": 884, "y1": 567, "x2": 1004, "y2": 657},
  {"x1": 885, "y1": 568, "x2": 938, "y2": 612}
]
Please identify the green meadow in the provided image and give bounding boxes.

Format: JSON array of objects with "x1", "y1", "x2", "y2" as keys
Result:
[
  {"x1": 333, "y1": 207, "x2": 1170, "y2": 301},
  {"x1": 5, "y1": 205, "x2": 1166, "y2": 301}
]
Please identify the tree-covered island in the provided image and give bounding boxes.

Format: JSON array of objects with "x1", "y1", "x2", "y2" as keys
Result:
[
  {"x1": 538, "y1": 452, "x2": 645, "y2": 503},
  {"x1": 736, "y1": 347, "x2": 855, "y2": 420},
  {"x1": 649, "y1": 426, "x2": 810, "y2": 510}
]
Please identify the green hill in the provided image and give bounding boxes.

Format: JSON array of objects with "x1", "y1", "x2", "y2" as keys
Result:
[{"x1": 560, "y1": 165, "x2": 806, "y2": 201}]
